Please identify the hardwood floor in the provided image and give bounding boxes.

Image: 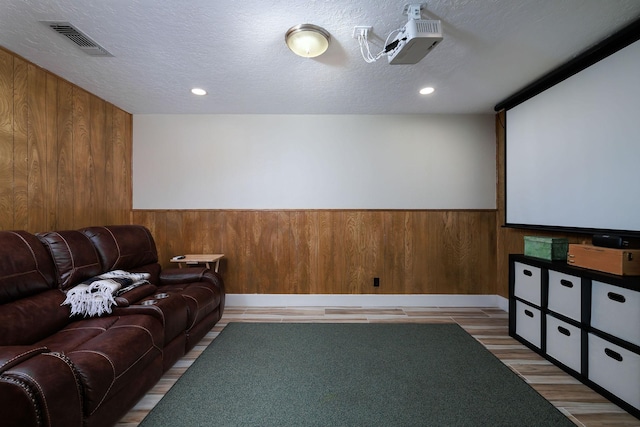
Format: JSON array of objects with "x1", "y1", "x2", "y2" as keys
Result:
[{"x1": 115, "y1": 307, "x2": 640, "y2": 427}]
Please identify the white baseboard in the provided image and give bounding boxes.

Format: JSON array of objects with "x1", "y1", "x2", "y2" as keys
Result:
[
  {"x1": 496, "y1": 295, "x2": 508, "y2": 312},
  {"x1": 227, "y1": 294, "x2": 509, "y2": 311}
]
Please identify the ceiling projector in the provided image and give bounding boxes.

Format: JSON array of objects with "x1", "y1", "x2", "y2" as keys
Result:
[{"x1": 387, "y1": 4, "x2": 443, "y2": 64}]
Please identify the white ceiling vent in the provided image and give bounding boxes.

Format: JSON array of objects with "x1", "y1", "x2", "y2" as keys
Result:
[{"x1": 41, "y1": 21, "x2": 113, "y2": 57}]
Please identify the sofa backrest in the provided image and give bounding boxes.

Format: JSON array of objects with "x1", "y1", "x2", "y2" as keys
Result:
[
  {"x1": 81, "y1": 225, "x2": 159, "y2": 272},
  {"x1": 37, "y1": 230, "x2": 103, "y2": 290},
  {"x1": 0, "y1": 226, "x2": 162, "y2": 345},
  {"x1": 0, "y1": 230, "x2": 70, "y2": 345},
  {"x1": 0, "y1": 230, "x2": 57, "y2": 303}
]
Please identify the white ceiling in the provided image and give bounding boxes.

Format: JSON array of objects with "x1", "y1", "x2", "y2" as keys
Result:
[{"x1": 2, "y1": 0, "x2": 640, "y2": 115}]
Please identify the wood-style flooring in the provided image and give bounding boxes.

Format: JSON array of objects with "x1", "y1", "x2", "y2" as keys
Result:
[{"x1": 115, "y1": 307, "x2": 640, "y2": 427}]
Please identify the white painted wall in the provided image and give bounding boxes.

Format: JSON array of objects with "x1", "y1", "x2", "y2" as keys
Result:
[{"x1": 132, "y1": 114, "x2": 495, "y2": 209}]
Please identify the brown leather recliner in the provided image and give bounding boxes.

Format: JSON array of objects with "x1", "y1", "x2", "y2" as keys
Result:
[
  {"x1": 0, "y1": 225, "x2": 225, "y2": 427},
  {"x1": 80, "y1": 225, "x2": 225, "y2": 353}
]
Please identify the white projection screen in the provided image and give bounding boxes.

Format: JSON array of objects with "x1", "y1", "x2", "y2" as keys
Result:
[{"x1": 502, "y1": 24, "x2": 640, "y2": 236}]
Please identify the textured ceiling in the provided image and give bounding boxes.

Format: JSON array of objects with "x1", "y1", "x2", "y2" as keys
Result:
[{"x1": 2, "y1": 0, "x2": 640, "y2": 114}]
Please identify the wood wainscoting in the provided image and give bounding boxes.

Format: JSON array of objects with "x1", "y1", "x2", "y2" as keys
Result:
[
  {"x1": 0, "y1": 42, "x2": 500, "y2": 297},
  {"x1": 0, "y1": 47, "x2": 132, "y2": 232},
  {"x1": 133, "y1": 209, "x2": 497, "y2": 295}
]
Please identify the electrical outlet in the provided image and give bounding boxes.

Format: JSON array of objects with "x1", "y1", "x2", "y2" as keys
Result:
[
  {"x1": 353, "y1": 26, "x2": 373, "y2": 39},
  {"x1": 373, "y1": 277, "x2": 380, "y2": 287}
]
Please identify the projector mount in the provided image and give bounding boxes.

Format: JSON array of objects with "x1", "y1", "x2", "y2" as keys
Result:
[
  {"x1": 403, "y1": 3, "x2": 425, "y2": 20},
  {"x1": 354, "y1": 3, "x2": 443, "y2": 65}
]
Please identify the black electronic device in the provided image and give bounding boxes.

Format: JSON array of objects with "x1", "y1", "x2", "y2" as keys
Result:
[{"x1": 592, "y1": 234, "x2": 640, "y2": 249}]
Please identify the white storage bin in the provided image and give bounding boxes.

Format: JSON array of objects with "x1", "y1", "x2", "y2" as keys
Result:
[
  {"x1": 515, "y1": 300, "x2": 541, "y2": 349},
  {"x1": 589, "y1": 333, "x2": 640, "y2": 410},
  {"x1": 548, "y1": 270, "x2": 581, "y2": 321},
  {"x1": 546, "y1": 314, "x2": 581, "y2": 372},
  {"x1": 592, "y1": 281, "x2": 640, "y2": 347},
  {"x1": 514, "y1": 262, "x2": 542, "y2": 306}
]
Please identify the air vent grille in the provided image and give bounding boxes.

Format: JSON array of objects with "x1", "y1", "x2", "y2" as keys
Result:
[
  {"x1": 41, "y1": 21, "x2": 113, "y2": 57},
  {"x1": 416, "y1": 20, "x2": 442, "y2": 35}
]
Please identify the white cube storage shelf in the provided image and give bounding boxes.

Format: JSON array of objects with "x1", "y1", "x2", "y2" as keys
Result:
[
  {"x1": 548, "y1": 270, "x2": 581, "y2": 321},
  {"x1": 513, "y1": 262, "x2": 542, "y2": 306},
  {"x1": 509, "y1": 254, "x2": 640, "y2": 419},
  {"x1": 589, "y1": 333, "x2": 640, "y2": 410},
  {"x1": 546, "y1": 314, "x2": 582, "y2": 372},
  {"x1": 515, "y1": 301, "x2": 542, "y2": 349},
  {"x1": 592, "y1": 280, "x2": 640, "y2": 347}
]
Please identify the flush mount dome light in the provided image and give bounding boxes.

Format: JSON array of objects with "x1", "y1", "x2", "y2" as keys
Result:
[{"x1": 285, "y1": 24, "x2": 330, "y2": 58}]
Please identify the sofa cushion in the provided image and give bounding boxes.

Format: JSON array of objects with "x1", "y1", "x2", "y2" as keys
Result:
[
  {"x1": 81, "y1": 225, "x2": 158, "y2": 272},
  {"x1": 0, "y1": 230, "x2": 57, "y2": 304},
  {"x1": 157, "y1": 282, "x2": 221, "y2": 331},
  {"x1": 0, "y1": 230, "x2": 69, "y2": 346},
  {"x1": 37, "y1": 314, "x2": 164, "y2": 417},
  {"x1": 0, "y1": 289, "x2": 69, "y2": 345},
  {"x1": 37, "y1": 230, "x2": 103, "y2": 290}
]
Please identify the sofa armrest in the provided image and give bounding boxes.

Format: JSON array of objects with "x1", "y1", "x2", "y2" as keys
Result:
[
  {"x1": 110, "y1": 305, "x2": 165, "y2": 323},
  {"x1": 1, "y1": 351, "x2": 83, "y2": 427},
  {"x1": 160, "y1": 267, "x2": 224, "y2": 290},
  {"x1": 159, "y1": 267, "x2": 207, "y2": 284},
  {"x1": 0, "y1": 346, "x2": 49, "y2": 374},
  {"x1": 114, "y1": 283, "x2": 158, "y2": 307}
]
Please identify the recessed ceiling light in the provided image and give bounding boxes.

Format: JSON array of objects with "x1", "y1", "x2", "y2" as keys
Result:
[
  {"x1": 191, "y1": 88, "x2": 207, "y2": 96},
  {"x1": 419, "y1": 87, "x2": 435, "y2": 95}
]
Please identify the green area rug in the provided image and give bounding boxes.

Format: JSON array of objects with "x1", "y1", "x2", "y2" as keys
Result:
[{"x1": 139, "y1": 323, "x2": 573, "y2": 426}]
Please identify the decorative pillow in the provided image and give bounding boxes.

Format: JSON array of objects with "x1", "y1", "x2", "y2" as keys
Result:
[{"x1": 37, "y1": 230, "x2": 103, "y2": 291}]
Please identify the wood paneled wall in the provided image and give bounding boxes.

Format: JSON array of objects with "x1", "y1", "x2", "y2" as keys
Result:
[
  {"x1": 0, "y1": 45, "x2": 598, "y2": 298},
  {"x1": 133, "y1": 209, "x2": 497, "y2": 295},
  {"x1": 0, "y1": 48, "x2": 132, "y2": 232},
  {"x1": 0, "y1": 45, "x2": 499, "y2": 297}
]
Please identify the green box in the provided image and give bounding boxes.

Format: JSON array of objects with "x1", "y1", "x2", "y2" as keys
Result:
[{"x1": 524, "y1": 236, "x2": 569, "y2": 261}]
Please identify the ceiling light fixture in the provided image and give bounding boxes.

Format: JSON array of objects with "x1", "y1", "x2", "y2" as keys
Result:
[
  {"x1": 285, "y1": 24, "x2": 330, "y2": 58},
  {"x1": 419, "y1": 87, "x2": 435, "y2": 95},
  {"x1": 191, "y1": 88, "x2": 207, "y2": 96}
]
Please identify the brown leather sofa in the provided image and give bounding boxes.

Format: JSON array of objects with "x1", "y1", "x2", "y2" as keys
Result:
[{"x1": 0, "y1": 225, "x2": 225, "y2": 427}]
